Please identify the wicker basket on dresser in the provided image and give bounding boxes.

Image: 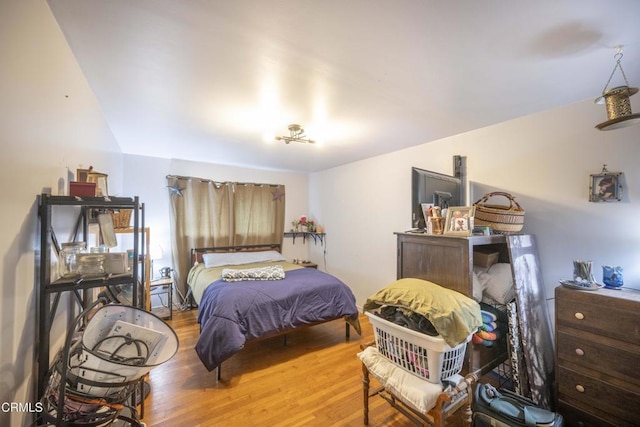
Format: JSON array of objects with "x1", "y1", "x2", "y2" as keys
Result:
[{"x1": 555, "y1": 286, "x2": 640, "y2": 426}]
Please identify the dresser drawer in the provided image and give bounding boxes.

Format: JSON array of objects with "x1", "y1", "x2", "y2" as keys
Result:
[
  {"x1": 557, "y1": 366, "x2": 640, "y2": 424},
  {"x1": 556, "y1": 329, "x2": 640, "y2": 383},
  {"x1": 557, "y1": 400, "x2": 619, "y2": 427},
  {"x1": 555, "y1": 288, "x2": 640, "y2": 346}
]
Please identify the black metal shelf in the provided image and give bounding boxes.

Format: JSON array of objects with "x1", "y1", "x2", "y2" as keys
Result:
[
  {"x1": 37, "y1": 194, "x2": 137, "y2": 208},
  {"x1": 45, "y1": 272, "x2": 135, "y2": 292},
  {"x1": 35, "y1": 193, "x2": 145, "y2": 415},
  {"x1": 283, "y1": 231, "x2": 325, "y2": 245}
]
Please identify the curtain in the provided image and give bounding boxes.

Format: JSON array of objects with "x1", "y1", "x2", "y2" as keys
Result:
[
  {"x1": 167, "y1": 176, "x2": 232, "y2": 302},
  {"x1": 167, "y1": 176, "x2": 285, "y2": 302},
  {"x1": 233, "y1": 183, "x2": 285, "y2": 247}
]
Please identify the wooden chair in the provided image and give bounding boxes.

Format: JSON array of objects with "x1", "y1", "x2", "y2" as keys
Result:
[{"x1": 360, "y1": 342, "x2": 478, "y2": 426}]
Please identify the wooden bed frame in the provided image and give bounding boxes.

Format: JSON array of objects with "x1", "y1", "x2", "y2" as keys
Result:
[{"x1": 190, "y1": 244, "x2": 356, "y2": 381}]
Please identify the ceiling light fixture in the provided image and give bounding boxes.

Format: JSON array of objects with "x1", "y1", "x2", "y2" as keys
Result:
[
  {"x1": 594, "y1": 46, "x2": 640, "y2": 131},
  {"x1": 275, "y1": 124, "x2": 315, "y2": 144}
]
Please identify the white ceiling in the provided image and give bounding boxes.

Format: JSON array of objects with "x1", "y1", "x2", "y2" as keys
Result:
[{"x1": 47, "y1": 0, "x2": 640, "y2": 173}]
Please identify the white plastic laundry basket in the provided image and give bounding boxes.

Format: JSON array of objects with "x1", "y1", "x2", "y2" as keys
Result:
[{"x1": 366, "y1": 311, "x2": 470, "y2": 384}]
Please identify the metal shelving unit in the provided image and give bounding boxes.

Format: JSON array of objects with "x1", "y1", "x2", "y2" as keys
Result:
[{"x1": 35, "y1": 194, "x2": 146, "y2": 409}]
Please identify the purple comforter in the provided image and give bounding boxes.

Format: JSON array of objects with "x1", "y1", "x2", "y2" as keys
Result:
[{"x1": 195, "y1": 267, "x2": 361, "y2": 371}]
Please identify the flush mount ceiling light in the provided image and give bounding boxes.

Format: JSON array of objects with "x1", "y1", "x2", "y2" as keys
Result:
[
  {"x1": 275, "y1": 124, "x2": 315, "y2": 144},
  {"x1": 594, "y1": 47, "x2": 640, "y2": 131}
]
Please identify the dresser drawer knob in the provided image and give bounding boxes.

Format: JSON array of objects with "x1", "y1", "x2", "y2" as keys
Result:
[
  {"x1": 575, "y1": 384, "x2": 585, "y2": 393},
  {"x1": 574, "y1": 312, "x2": 585, "y2": 320},
  {"x1": 575, "y1": 348, "x2": 584, "y2": 356}
]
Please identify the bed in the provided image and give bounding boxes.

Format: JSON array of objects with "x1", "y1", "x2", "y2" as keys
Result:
[{"x1": 187, "y1": 244, "x2": 362, "y2": 377}]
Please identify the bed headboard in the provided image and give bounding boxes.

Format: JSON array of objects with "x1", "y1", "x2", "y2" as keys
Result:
[{"x1": 191, "y1": 243, "x2": 282, "y2": 266}]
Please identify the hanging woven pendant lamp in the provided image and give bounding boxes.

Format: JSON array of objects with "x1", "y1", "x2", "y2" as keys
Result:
[{"x1": 595, "y1": 47, "x2": 640, "y2": 130}]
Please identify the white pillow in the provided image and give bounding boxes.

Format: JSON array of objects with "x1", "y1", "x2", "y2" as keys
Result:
[
  {"x1": 483, "y1": 263, "x2": 515, "y2": 305},
  {"x1": 202, "y1": 250, "x2": 285, "y2": 268},
  {"x1": 472, "y1": 266, "x2": 490, "y2": 302},
  {"x1": 472, "y1": 271, "x2": 484, "y2": 302}
]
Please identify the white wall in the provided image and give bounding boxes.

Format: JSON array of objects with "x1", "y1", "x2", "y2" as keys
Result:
[
  {"x1": 122, "y1": 155, "x2": 311, "y2": 285},
  {"x1": 310, "y1": 99, "x2": 640, "y2": 314},
  {"x1": 0, "y1": 1, "x2": 124, "y2": 425}
]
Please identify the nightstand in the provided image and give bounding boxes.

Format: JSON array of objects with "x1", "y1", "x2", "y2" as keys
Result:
[
  {"x1": 298, "y1": 261, "x2": 318, "y2": 269},
  {"x1": 149, "y1": 277, "x2": 173, "y2": 320}
]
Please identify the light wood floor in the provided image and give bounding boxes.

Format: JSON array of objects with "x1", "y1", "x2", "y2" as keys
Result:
[{"x1": 141, "y1": 308, "x2": 469, "y2": 427}]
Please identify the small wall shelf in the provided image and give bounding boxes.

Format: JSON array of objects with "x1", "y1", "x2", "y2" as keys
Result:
[{"x1": 283, "y1": 231, "x2": 325, "y2": 245}]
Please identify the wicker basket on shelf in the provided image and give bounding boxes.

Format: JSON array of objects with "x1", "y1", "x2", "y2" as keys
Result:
[
  {"x1": 472, "y1": 192, "x2": 525, "y2": 234},
  {"x1": 109, "y1": 209, "x2": 132, "y2": 229}
]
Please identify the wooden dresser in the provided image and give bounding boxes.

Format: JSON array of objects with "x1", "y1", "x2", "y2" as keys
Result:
[
  {"x1": 555, "y1": 286, "x2": 640, "y2": 426},
  {"x1": 396, "y1": 232, "x2": 509, "y2": 297}
]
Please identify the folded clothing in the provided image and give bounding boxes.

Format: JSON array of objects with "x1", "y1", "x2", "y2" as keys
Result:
[
  {"x1": 221, "y1": 265, "x2": 285, "y2": 282},
  {"x1": 473, "y1": 304, "x2": 506, "y2": 348},
  {"x1": 377, "y1": 306, "x2": 439, "y2": 336}
]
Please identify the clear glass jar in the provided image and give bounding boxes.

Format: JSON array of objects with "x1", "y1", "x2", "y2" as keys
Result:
[
  {"x1": 59, "y1": 242, "x2": 86, "y2": 277},
  {"x1": 77, "y1": 254, "x2": 105, "y2": 276}
]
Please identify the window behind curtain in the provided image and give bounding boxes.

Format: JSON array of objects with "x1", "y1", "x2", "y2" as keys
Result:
[{"x1": 166, "y1": 176, "x2": 285, "y2": 302}]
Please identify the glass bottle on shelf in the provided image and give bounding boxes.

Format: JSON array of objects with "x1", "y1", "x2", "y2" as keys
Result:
[{"x1": 58, "y1": 242, "x2": 86, "y2": 277}]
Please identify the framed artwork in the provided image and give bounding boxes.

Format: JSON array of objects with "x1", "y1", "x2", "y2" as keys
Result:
[
  {"x1": 76, "y1": 168, "x2": 92, "y2": 182},
  {"x1": 421, "y1": 203, "x2": 434, "y2": 227},
  {"x1": 589, "y1": 171, "x2": 622, "y2": 202},
  {"x1": 97, "y1": 213, "x2": 118, "y2": 248},
  {"x1": 87, "y1": 171, "x2": 109, "y2": 197},
  {"x1": 444, "y1": 206, "x2": 475, "y2": 236}
]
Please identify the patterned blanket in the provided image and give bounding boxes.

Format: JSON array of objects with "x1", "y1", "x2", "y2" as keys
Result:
[{"x1": 221, "y1": 265, "x2": 285, "y2": 282}]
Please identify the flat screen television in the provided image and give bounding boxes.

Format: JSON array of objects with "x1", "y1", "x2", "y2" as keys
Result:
[{"x1": 411, "y1": 167, "x2": 461, "y2": 229}]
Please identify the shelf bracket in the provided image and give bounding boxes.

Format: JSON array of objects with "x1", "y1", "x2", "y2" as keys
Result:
[{"x1": 283, "y1": 232, "x2": 325, "y2": 245}]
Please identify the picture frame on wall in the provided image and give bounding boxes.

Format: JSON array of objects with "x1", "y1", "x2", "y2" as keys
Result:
[
  {"x1": 444, "y1": 206, "x2": 475, "y2": 236},
  {"x1": 589, "y1": 171, "x2": 622, "y2": 202}
]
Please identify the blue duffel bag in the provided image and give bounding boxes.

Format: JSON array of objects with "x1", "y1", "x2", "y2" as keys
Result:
[{"x1": 473, "y1": 383, "x2": 564, "y2": 427}]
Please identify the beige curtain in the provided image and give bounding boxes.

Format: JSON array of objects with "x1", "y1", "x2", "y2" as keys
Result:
[
  {"x1": 167, "y1": 176, "x2": 285, "y2": 302},
  {"x1": 233, "y1": 183, "x2": 285, "y2": 247},
  {"x1": 167, "y1": 176, "x2": 232, "y2": 302}
]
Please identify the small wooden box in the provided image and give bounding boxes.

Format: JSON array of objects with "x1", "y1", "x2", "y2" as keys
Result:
[
  {"x1": 473, "y1": 250, "x2": 499, "y2": 268},
  {"x1": 69, "y1": 181, "x2": 96, "y2": 197}
]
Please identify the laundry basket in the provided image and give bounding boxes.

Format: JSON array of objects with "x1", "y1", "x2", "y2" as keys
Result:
[{"x1": 366, "y1": 311, "x2": 470, "y2": 384}]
